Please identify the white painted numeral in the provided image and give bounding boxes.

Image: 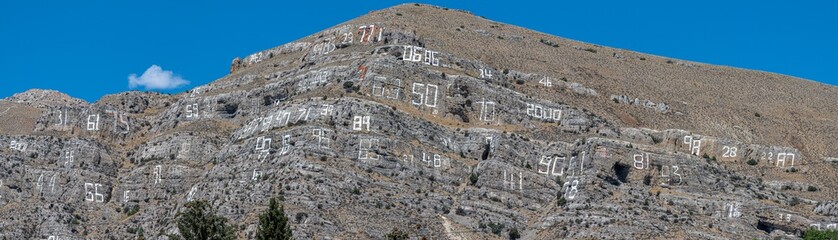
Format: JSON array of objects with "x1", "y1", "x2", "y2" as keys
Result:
[
  {"x1": 503, "y1": 170, "x2": 522, "y2": 191},
  {"x1": 403, "y1": 46, "x2": 423, "y2": 62},
  {"x1": 525, "y1": 103, "x2": 561, "y2": 122},
  {"x1": 420, "y1": 152, "x2": 443, "y2": 168},
  {"x1": 352, "y1": 116, "x2": 371, "y2": 131},
  {"x1": 189, "y1": 86, "x2": 202, "y2": 97},
  {"x1": 261, "y1": 116, "x2": 273, "y2": 132},
  {"x1": 312, "y1": 38, "x2": 335, "y2": 55},
  {"x1": 107, "y1": 110, "x2": 130, "y2": 134},
  {"x1": 537, "y1": 156, "x2": 564, "y2": 176},
  {"x1": 660, "y1": 165, "x2": 682, "y2": 185},
  {"x1": 480, "y1": 69, "x2": 493, "y2": 79},
  {"x1": 388, "y1": 79, "x2": 402, "y2": 99},
  {"x1": 84, "y1": 183, "x2": 104, "y2": 203},
  {"x1": 684, "y1": 136, "x2": 701, "y2": 155},
  {"x1": 357, "y1": 25, "x2": 383, "y2": 43},
  {"x1": 372, "y1": 76, "x2": 402, "y2": 99},
  {"x1": 279, "y1": 135, "x2": 291, "y2": 155},
  {"x1": 9, "y1": 140, "x2": 27, "y2": 152},
  {"x1": 256, "y1": 136, "x2": 272, "y2": 161},
  {"x1": 358, "y1": 138, "x2": 379, "y2": 160},
  {"x1": 378, "y1": 26, "x2": 384, "y2": 42},
  {"x1": 124, "y1": 190, "x2": 130, "y2": 202},
  {"x1": 563, "y1": 179, "x2": 579, "y2": 199},
  {"x1": 55, "y1": 109, "x2": 68, "y2": 125},
  {"x1": 296, "y1": 108, "x2": 310, "y2": 122},
  {"x1": 186, "y1": 103, "x2": 198, "y2": 119},
  {"x1": 478, "y1": 99, "x2": 496, "y2": 122},
  {"x1": 320, "y1": 104, "x2": 334, "y2": 118},
  {"x1": 155, "y1": 165, "x2": 162, "y2": 184},
  {"x1": 539, "y1": 76, "x2": 552, "y2": 87},
  {"x1": 402, "y1": 154, "x2": 414, "y2": 167},
  {"x1": 411, "y1": 83, "x2": 439, "y2": 108},
  {"x1": 425, "y1": 84, "x2": 438, "y2": 107},
  {"x1": 722, "y1": 146, "x2": 737, "y2": 158},
  {"x1": 633, "y1": 153, "x2": 650, "y2": 170},
  {"x1": 187, "y1": 186, "x2": 197, "y2": 202},
  {"x1": 310, "y1": 71, "x2": 330, "y2": 86},
  {"x1": 49, "y1": 174, "x2": 57, "y2": 193},
  {"x1": 672, "y1": 166, "x2": 681, "y2": 184},
  {"x1": 36, "y1": 174, "x2": 43, "y2": 191},
  {"x1": 423, "y1": 50, "x2": 439, "y2": 66},
  {"x1": 778, "y1": 213, "x2": 791, "y2": 222},
  {"x1": 312, "y1": 129, "x2": 330, "y2": 149},
  {"x1": 342, "y1": 32, "x2": 354, "y2": 44},
  {"x1": 276, "y1": 111, "x2": 291, "y2": 126},
  {"x1": 86, "y1": 114, "x2": 100, "y2": 131},
  {"x1": 726, "y1": 203, "x2": 741, "y2": 218},
  {"x1": 411, "y1": 83, "x2": 424, "y2": 106},
  {"x1": 776, "y1": 152, "x2": 796, "y2": 167}
]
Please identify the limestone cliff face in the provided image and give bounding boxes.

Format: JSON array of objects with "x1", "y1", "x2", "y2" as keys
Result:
[{"x1": 1, "y1": 3, "x2": 836, "y2": 240}]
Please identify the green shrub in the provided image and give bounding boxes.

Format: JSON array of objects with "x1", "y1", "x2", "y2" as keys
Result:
[
  {"x1": 124, "y1": 205, "x2": 140, "y2": 217},
  {"x1": 747, "y1": 159, "x2": 758, "y2": 165},
  {"x1": 343, "y1": 81, "x2": 355, "y2": 91},
  {"x1": 488, "y1": 222, "x2": 505, "y2": 235},
  {"x1": 557, "y1": 196, "x2": 567, "y2": 207},
  {"x1": 469, "y1": 173, "x2": 479, "y2": 185},
  {"x1": 508, "y1": 228, "x2": 521, "y2": 240},
  {"x1": 804, "y1": 228, "x2": 838, "y2": 240}
]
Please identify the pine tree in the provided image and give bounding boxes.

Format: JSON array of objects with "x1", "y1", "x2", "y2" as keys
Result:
[
  {"x1": 175, "y1": 200, "x2": 236, "y2": 240},
  {"x1": 256, "y1": 197, "x2": 293, "y2": 240}
]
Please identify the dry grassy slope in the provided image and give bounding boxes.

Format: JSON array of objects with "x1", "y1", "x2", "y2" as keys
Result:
[
  {"x1": 0, "y1": 102, "x2": 40, "y2": 135},
  {"x1": 317, "y1": 3, "x2": 836, "y2": 161}
]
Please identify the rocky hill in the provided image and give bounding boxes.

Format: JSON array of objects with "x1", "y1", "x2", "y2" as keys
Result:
[{"x1": 1, "y1": 3, "x2": 836, "y2": 239}]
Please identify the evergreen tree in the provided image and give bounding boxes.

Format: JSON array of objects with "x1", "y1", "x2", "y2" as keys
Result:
[
  {"x1": 175, "y1": 200, "x2": 236, "y2": 240},
  {"x1": 256, "y1": 197, "x2": 293, "y2": 240}
]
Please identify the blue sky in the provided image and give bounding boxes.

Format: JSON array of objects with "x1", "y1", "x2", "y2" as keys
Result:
[{"x1": 1, "y1": 1, "x2": 835, "y2": 102}]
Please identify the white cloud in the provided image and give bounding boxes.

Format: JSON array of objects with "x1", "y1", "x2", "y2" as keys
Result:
[{"x1": 128, "y1": 65, "x2": 189, "y2": 90}]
